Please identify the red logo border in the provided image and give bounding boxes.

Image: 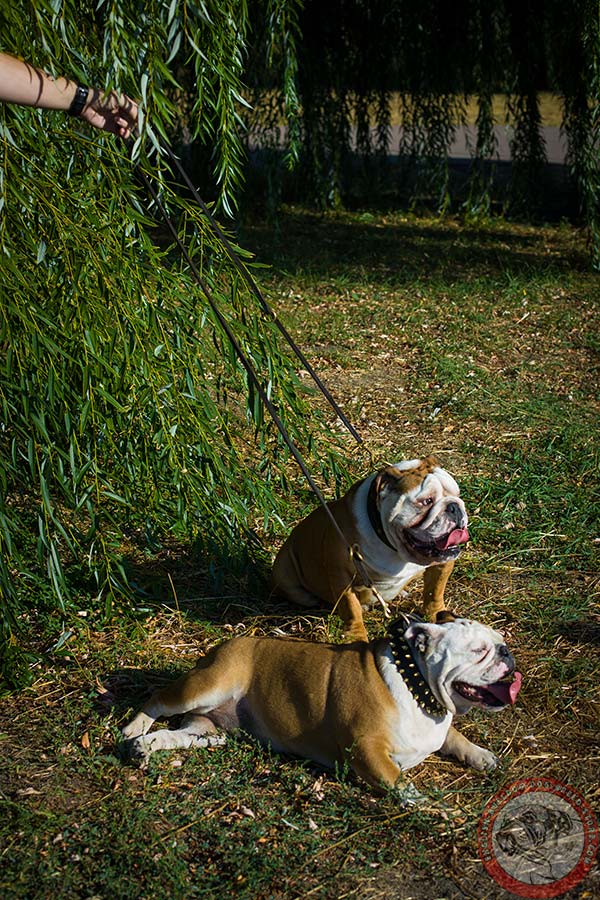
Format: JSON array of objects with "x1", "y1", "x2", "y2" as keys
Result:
[{"x1": 478, "y1": 777, "x2": 598, "y2": 898}]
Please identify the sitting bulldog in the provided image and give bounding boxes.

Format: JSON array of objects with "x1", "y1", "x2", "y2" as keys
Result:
[{"x1": 272, "y1": 456, "x2": 470, "y2": 641}]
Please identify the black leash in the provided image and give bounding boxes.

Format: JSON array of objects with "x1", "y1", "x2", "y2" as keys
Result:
[
  {"x1": 159, "y1": 141, "x2": 362, "y2": 445},
  {"x1": 133, "y1": 146, "x2": 387, "y2": 607}
]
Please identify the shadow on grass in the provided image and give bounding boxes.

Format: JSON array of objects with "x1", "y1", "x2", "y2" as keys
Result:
[
  {"x1": 118, "y1": 535, "x2": 273, "y2": 617},
  {"x1": 241, "y1": 206, "x2": 589, "y2": 286},
  {"x1": 100, "y1": 665, "x2": 182, "y2": 717},
  {"x1": 557, "y1": 620, "x2": 600, "y2": 647},
  {"x1": 117, "y1": 539, "x2": 335, "y2": 640}
]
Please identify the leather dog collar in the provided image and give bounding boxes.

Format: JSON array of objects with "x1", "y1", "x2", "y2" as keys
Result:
[
  {"x1": 387, "y1": 618, "x2": 448, "y2": 717},
  {"x1": 367, "y1": 475, "x2": 395, "y2": 550}
]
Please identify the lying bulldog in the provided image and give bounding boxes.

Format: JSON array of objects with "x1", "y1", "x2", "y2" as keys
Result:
[
  {"x1": 122, "y1": 614, "x2": 521, "y2": 797},
  {"x1": 271, "y1": 455, "x2": 470, "y2": 641}
]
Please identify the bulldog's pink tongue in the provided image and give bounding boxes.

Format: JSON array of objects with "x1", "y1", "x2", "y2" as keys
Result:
[
  {"x1": 487, "y1": 671, "x2": 522, "y2": 706},
  {"x1": 435, "y1": 527, "x2": 469, "y2": 551}
]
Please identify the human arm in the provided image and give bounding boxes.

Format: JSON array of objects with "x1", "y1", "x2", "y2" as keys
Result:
[{"x1": 0, "y1": 52, "x2": 138, "y2": 138}]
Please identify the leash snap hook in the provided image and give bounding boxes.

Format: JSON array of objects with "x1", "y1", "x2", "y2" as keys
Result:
[{"x1": 350, "y1": 543, "x2": 391, "y2": 619}]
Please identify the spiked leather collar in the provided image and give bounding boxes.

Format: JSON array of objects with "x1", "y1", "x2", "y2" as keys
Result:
[
  {"x1": 387, "y1": 617, "x2": 448, "y2": 717},
  {"x1": 367, "y1": 476, "x2": 395, "y2": 550}
]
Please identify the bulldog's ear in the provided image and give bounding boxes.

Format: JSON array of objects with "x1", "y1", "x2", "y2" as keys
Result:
[
  {"x1": 404, "y1": 622, "x2": 446, "y2": 654},
  {"x1": 436, "y1": 610, "x2": 458, "y2": 624},
  {"x1": 373, "y1": 466, "x2": 403, "y2": 497}
]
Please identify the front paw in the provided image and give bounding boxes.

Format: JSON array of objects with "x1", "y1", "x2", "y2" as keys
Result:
[{"x1": 463, "y1": 743, "x2": 499, "y2": 771}]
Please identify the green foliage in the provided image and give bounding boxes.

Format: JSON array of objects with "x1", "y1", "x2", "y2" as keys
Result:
[
  {"x1": 0, "y1": 3, "x2": 347, "y2": 684},
  {"x1": 245, "y1": 1, "x2": 600, "y2": 259},
  {"x1": 556, "y1": 0, "x2": 600, "y2": 268}
]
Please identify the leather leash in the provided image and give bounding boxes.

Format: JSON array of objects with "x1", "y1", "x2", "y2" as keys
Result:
[
  {"x1": 160, "y1": 142, "x2": 362, "y2": 445},
  {"x1": 132, "y1": 144, "x2": 389, "y2": 613}
]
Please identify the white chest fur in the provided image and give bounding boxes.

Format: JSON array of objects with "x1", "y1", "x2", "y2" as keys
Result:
[
  {"x1": 376, "y1": 645, "x2": 452, "y2": 771},
  {"x1": 352, "y1": 477, "x2": 425, "y2": 599}
]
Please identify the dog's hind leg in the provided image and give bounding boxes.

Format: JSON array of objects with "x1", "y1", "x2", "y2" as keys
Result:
[
  {"x1": 271, "y1": 555, "x2": 321, "y2": 608},
  {"x1": 126, "y1": 713, "x2": 227, "y2": 766},
  {"x1": 274, "y1": 581, "x2": 322, "y2": 609},
  {"x1": 122, "y1": 639, "x2": 246, "y2": 741}
]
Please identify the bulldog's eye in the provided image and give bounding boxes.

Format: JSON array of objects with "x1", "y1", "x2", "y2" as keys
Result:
[
  {"x1": 417, "y1": 497, "x2": 434, "y2": 508},
  {"x1": 472, "y1": 647, "x2": 489, "y2": 661}
]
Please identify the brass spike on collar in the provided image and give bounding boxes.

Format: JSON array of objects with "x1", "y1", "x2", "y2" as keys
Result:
[{"x1": 387, "y1": 615, "x2": 448, "y2": 718}]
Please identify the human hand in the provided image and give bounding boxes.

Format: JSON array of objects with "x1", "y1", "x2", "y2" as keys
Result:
[{"x1": 80, "y1": 88, "x2": 139, "y2": 139}]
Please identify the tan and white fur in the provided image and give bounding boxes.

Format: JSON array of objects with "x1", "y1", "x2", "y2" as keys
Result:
[
  {"x1": 122, "y1": 616, "x2": 519, "y2": 798},
  {"x1": 271, "y1": 456, "x2": 469, "y2": 641}
]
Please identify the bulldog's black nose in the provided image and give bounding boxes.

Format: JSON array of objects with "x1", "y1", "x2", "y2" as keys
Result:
[
  {"x1": 497, "y1": 644, "x2": 515, "y2": 668},
  {"x1": 447, "y1": 501, "x2": 462, "y2": 524}
]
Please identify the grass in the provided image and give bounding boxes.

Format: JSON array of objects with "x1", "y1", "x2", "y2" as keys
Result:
[
  {"x1": 391, "y1": 93, "x2": 565, "y2": 128},
  {"x1": 1, "y1": 208, "x2": 599, "y2": 899},
  {"x1": 255, "y1": 91, "x2": 566, "y2": 127}
]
